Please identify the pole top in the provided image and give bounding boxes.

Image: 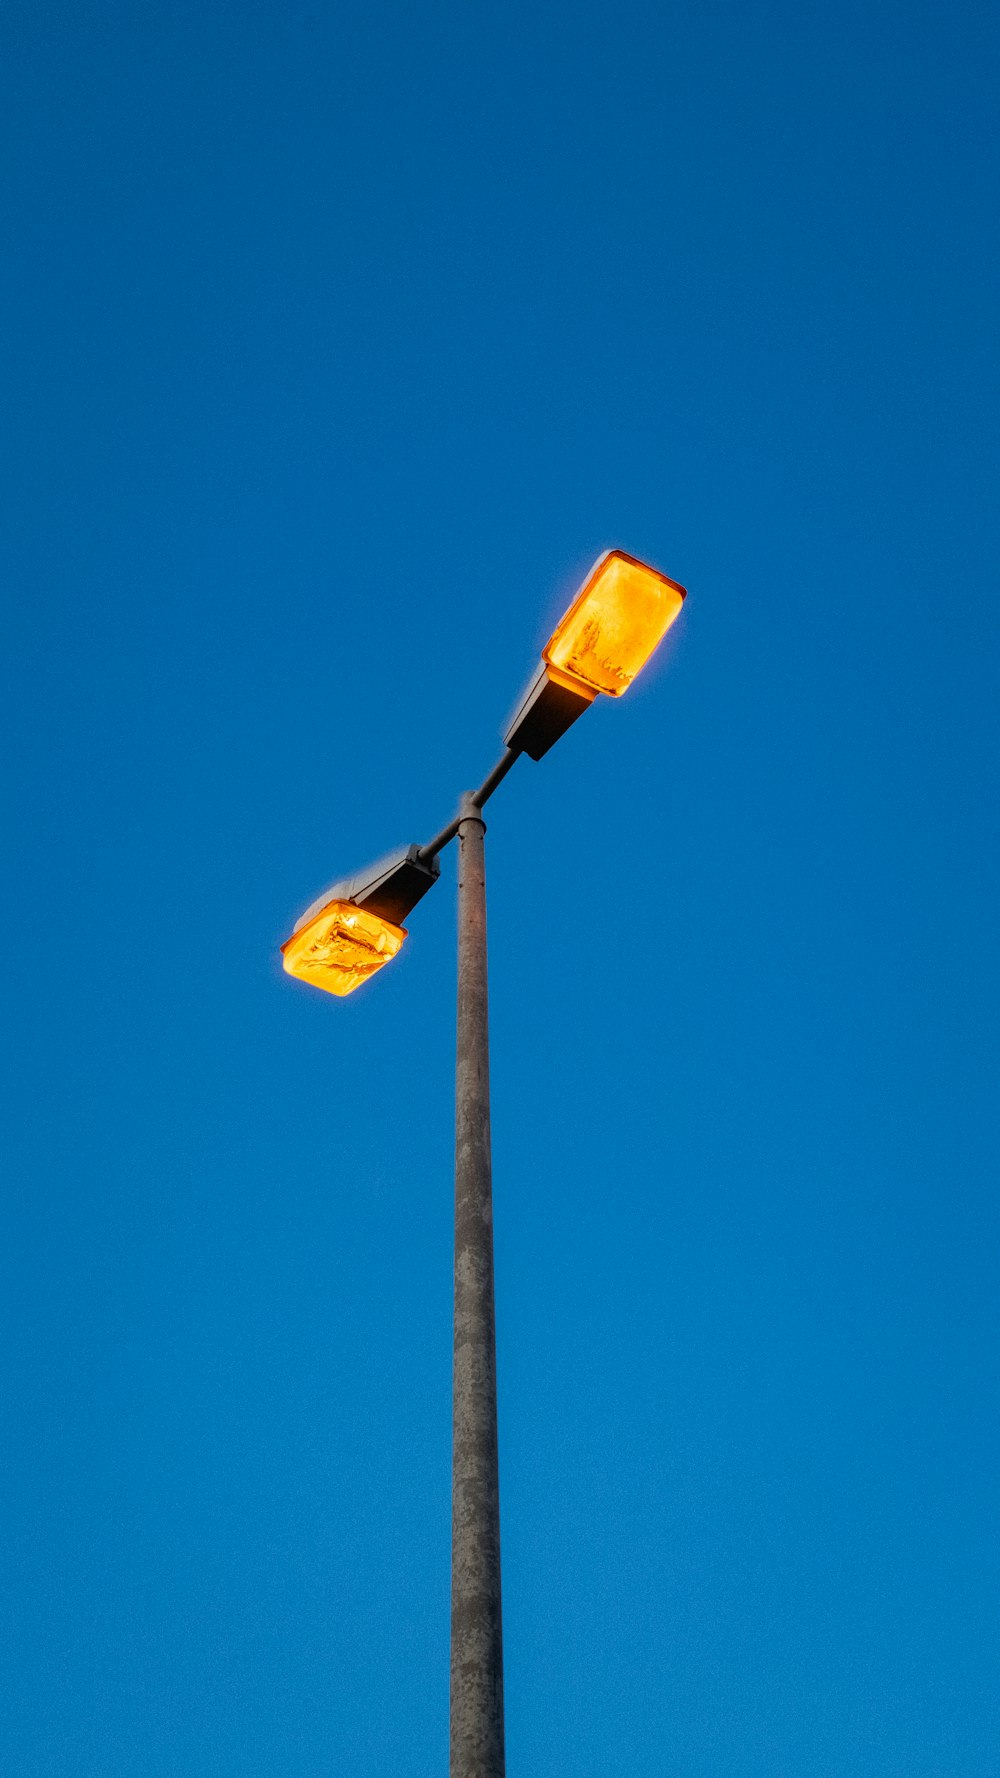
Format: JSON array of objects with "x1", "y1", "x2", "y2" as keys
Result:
[{"x1": 458, "y1": 792, "x2": 486, "y2": 830}]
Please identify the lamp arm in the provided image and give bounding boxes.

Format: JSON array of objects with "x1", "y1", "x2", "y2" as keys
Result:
[{"x1": 417, "y1": 748, "x2": 521, "y2": 863}]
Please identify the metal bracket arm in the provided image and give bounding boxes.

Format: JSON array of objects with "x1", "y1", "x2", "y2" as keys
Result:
[{"x1": 417, "y1": 748, "x2": 520, "y2": 863}]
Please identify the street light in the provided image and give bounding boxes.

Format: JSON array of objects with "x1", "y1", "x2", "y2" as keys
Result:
[{"x1": 280, "y1": 548, "x2": 687, "y2": 1777}]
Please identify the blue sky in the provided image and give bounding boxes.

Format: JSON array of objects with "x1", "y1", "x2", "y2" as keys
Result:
[{"x1": 2, "y1": 1, "x2": 998, "y2": 1773}]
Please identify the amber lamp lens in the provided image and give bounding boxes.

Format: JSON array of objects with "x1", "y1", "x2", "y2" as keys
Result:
[
  {"x1": 544, "y1": 551, "x2": 686, "y2": 696},
  {"x1": 281, "y1": 900, "x2": 406, "y2": 997}
]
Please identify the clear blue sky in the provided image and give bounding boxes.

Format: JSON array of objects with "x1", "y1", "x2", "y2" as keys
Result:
[{"x1": 2, "y1": 2, "x2": 998, "y2": 1773}]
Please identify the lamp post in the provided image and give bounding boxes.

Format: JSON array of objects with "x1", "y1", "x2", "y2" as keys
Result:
[
  {"x1": 451, "y1": 796, "x2": 503, "y2": 1775},
  {"x1": 281, "y1": 550, "x2": 687, "y2": 1776}
]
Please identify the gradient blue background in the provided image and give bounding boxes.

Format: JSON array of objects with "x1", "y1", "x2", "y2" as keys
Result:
[{"x1": 3, "y1": 2, "x2": 998, "y2": 1773}]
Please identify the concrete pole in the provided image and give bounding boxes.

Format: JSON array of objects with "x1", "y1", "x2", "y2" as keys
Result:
[{"x1": 451, "y1": 801, "x2": 505, "y2": 1778}]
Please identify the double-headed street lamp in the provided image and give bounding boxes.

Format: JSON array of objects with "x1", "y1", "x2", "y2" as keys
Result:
[{"x1": 281, "y1": 549, "x2": 687, "y2": 1777}]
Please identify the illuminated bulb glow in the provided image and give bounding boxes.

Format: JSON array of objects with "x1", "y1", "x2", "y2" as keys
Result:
[
  {"x1": 281, "y1": 900, "x2": 406, "y2": 997},
  {"x1": 544, "y1": 550, "x2": 686, "y2": 696}
]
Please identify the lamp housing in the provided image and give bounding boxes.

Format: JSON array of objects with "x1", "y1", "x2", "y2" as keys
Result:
[
  {"x1": 294, "y1": 844, "x2": 440, "y2": 930},
  {"x1": 503, "y1": 663, "x2": 596, "y2": 760},
  {"x1": 281, "y1": 844, "x2": 440, "y2": 997},
  {"x1": 544, "y1": 549, "x2": 686, "y2": 697}
]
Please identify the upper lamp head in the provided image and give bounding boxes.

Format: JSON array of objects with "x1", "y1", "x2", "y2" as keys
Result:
[
  {"x1": 505, "y1": 549, "x2": 686, "y2": 759},
  {"x1": 545, "y1": 549, "x2": 686, "y2": 696}
]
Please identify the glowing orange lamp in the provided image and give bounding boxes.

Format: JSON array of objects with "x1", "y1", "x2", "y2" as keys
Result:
[
  {"x1": 544, "y1": 550, "x2": 686, "y2": 696},
  {"x1": 282, "y1": 900, "x2": 406, "y2": 997},
  {"x1": 505, "y1": 549, "x2": 686, "y2": 758},
  {"x1": 280, "y1": 844, "x2": 440, "y2": 998}
]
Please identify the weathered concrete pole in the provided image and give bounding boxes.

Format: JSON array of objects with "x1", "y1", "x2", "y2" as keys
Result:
[{"x1": 450, "y1": 800, "x2": 505, "y2": 1778}]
